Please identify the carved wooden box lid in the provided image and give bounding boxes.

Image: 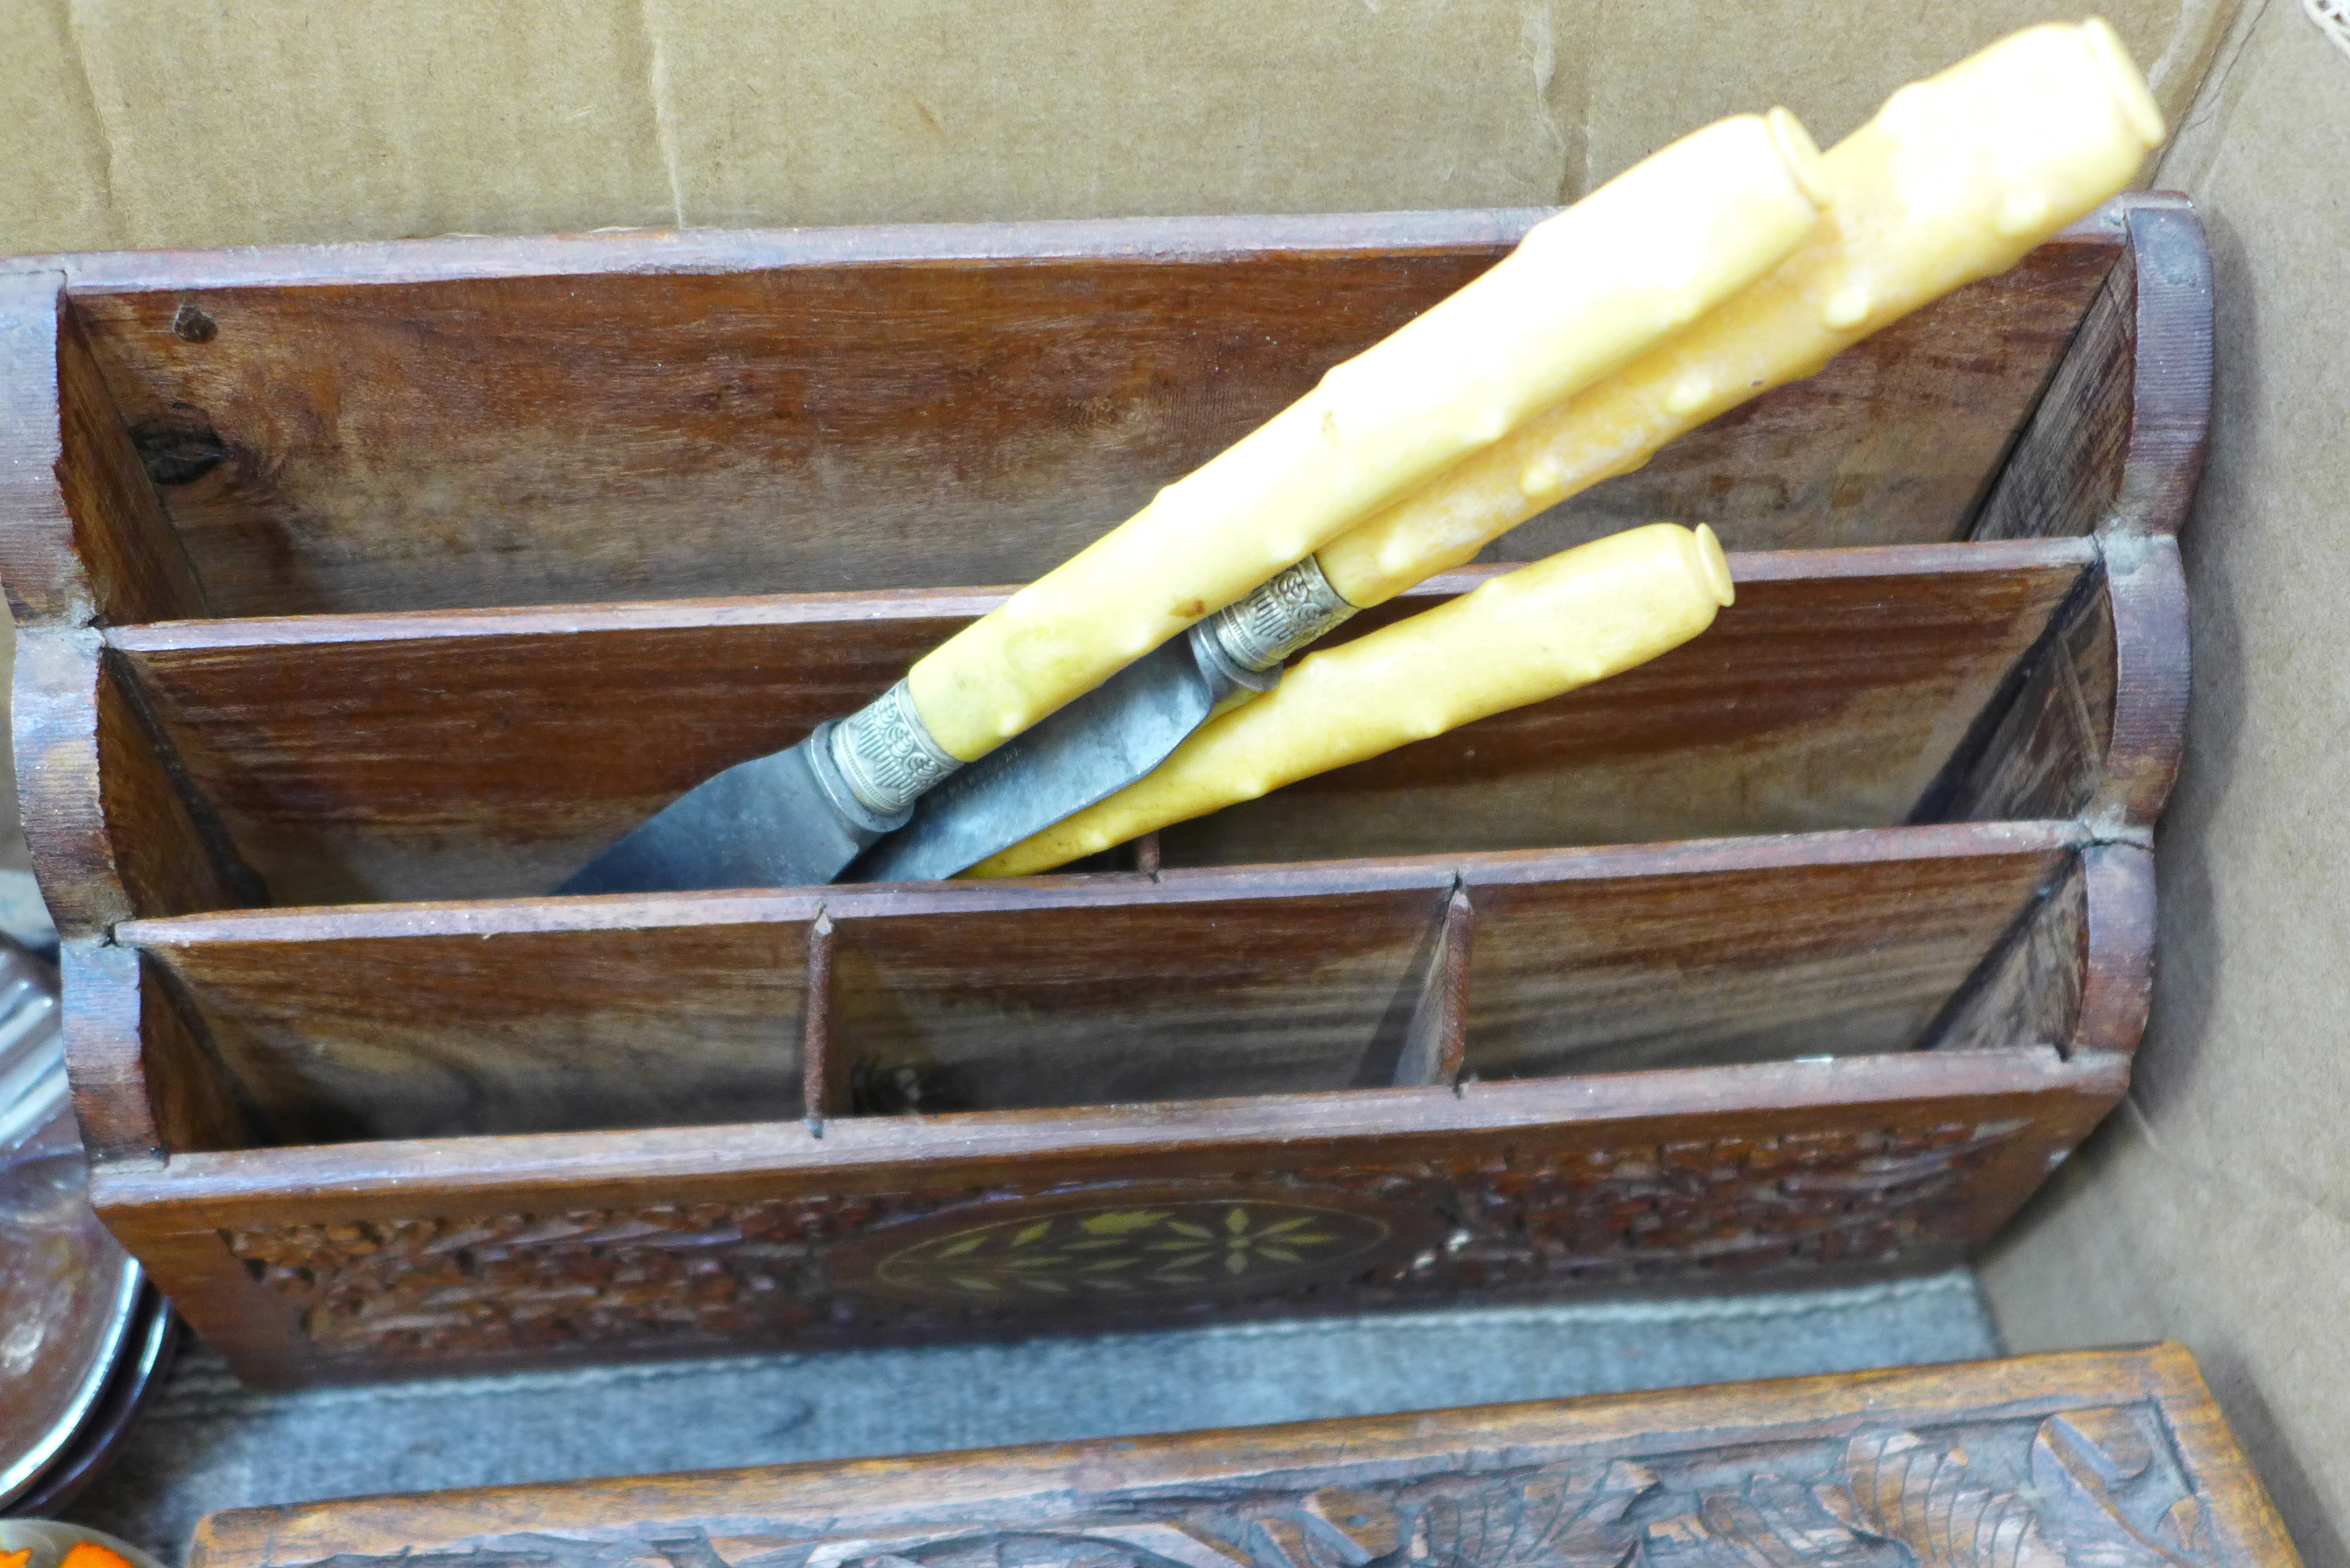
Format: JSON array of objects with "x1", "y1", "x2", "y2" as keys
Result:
[{"x1": 185, "y1": 1346, "x2": 2297, "y2": 1568}]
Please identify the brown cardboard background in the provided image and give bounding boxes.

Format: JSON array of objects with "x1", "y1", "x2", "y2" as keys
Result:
[
  {"x1": 1979, "y1": 4, "x2": 2350, "y2": 1564},
  {"x1": 2, "y1": 1, "x2": 2222, "y2": 253},
  {"x1": 5, "y1": 3, "x2": 2348, "y2": 1559}
]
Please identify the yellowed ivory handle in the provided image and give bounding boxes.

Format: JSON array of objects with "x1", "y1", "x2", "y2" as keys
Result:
[
  {"x1": 899, "y1": 111, "x2": 1825, "y2": 763},
  {"x1": 1314, "y1": 18, "x2": 2166, "y2": 608},
  {"x1": 967, "y1": 523, "x2": 1735, "y2": 877}
]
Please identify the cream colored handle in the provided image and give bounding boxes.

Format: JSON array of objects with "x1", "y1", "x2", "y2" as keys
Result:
[
  {"x1": 1314, "y1": 18, "x2": 2166, "y2": 609},
  {"x1": 901, "y1": 111, "x2": 1826, "y2": 762},
  {"x1": 967, "y1": 523, "x2": 1734, "y2": 877}
]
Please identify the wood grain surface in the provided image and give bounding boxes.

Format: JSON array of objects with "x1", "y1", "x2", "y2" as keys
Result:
[
  {"x1": 115, "y1": 827, "x2": 2082, "y2": 1144},
  {"x1": 184, "y1": 1345, "x2": 2301, "y2": 1568},
  {"x1": 0, "y1": 198, "x2": 2205, "y2": 1385},
  {"x1": 101, "y1": 541, "x2": 2094, "y2": 908},
  {"x1": 32, "y1": 211, "x2": 2117, "y2": 620}
]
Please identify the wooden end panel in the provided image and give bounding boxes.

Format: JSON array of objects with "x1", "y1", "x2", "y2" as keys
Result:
[
  {"x1": 2074, "y1": 841, "x2": 2155, "y2": 1057},
  {"x1": 60, "y1": 937, "x2": 161, "y2": 1162},
  {"x1": 57, "y1": 936, "x2": 251, "y2": 1163},
  {"x1": 14, "y1": 627, "x2": 126, "y2": 933},
  {"x1": 143, "y1": 915, "x2": 814, "y2": 1146},
  {"x1": 184, "y1": 1344, "x2": 2298, "y2": 1568},
  {"x1": 0, "y1": 270, "x2": 87, "y2": 625},
  {"x1": 12, "y1": 627, "x2": 254, "y2": 933},
  {"x1": 93, "y1": 1045, "x2": 2125, "y2": 1384},
  {"x1": 1970, "y1": 194, "x2": 2211, "y2": 543},
  {"x1": 1917, "y1": 839, "x2": 2155, "y2": 1062},
  {"x1": 1912, "y1": 528, "x2": 2186, "y2": 833},
  {"x1": 2097, "y1": 531, "x2": 2189, "y2": 830},
  {"x1": 56, "y1": 301, "x2": 209, "y2": 623},
  {"x1": 1460, "y1": 844, "x2": 2067, "y2": 1081},
  {"x1": 0, "y1": 273, "x2": 206, "y2": 628},
  {"x1": 1500, "y1": 231, "x2": 2123, "y2": 557},
  {"x1": 1917, "y1": 855, "x2": 2086, "y2": 1057}
]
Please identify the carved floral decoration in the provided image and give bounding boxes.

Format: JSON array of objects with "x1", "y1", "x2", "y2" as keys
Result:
[
  {"x1": 224, "y1": 1119, "x2": 2029, "y2": 1361},
  {"x1": 792, "y1": 1406, "x2": 2212, "y2": 1568}
]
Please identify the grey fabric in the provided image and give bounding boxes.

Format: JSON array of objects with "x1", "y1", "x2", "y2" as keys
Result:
[{"x1": 63, "y1": 1272, "x2": 1997, "y2": 1565}]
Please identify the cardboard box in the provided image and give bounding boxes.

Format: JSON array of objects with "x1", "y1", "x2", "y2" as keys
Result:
[{"x1": 2, "y1": 0, "x2": 2344, "y2": 1554}]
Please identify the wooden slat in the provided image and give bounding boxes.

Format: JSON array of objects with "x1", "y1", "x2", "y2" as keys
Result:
[
  {"x1": 144, "y1": 918, "x2": 813, "y2": 1146},
  {"x1": 104, "y1": 541, "x2": 2096, "y2": 909},
  {"x1": 47, "y1": 213, "x2": 2121, "y2": 620},
  {"x1": 1459, "y1": 846, "x2": 2065, "y2": 1080},
  {"x1": 14, "y1": 627, "x2": 260, "y2": 935},
  {"x1": 1970, "y1": 195, "x2": 2212, "y2": 542},
  {"x1": 828, "y1": 883, "x2": 1449, "y2": 1114},
  {"x1": 1162, "y1": 542, "x2": 2094, "y2": 870},
  {"x1": 1916, "y1": 856, "x2": 2087, "y2": 1055},
  {"x1": 111, "y1": 826, "x2": 2080, "y2": 1144},
  {"x1": 91, "y1": 1041, "x2": 2124, "y2": 1233}
]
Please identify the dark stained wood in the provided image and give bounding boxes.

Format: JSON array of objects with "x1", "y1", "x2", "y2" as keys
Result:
[
  {"x1": 1459, "y1": 845, "x2": 2065, "y2": 1081},
  {"x1": 55, "y1": 302, "x2": 210, "y2": 624},
  {"x1": 134, "y1": 948, "x2": 259, "y2": 1156},
  {"x1": 70, "y1": 236, "x2": 1520, "y2": 618},
  {"x1": 1970, "y1": 195, "x2": 2212, "y2": 543},
  {"x1": 90, "y1": 1040, "x2": 2125, "y2": 1379},
  {"x1": 1, "y1": 200, "x2": 2205, "y2": 1386},
  {"x1": 185, "y1": 1346, "x2": 2299, "y2": 1568},
  {"x1": 34, "y1": 211, "x2": 2122, "y2": 621},
  {"x1": 11, "y1": 627, "x2": 257, "y2": 936},
  {"x1": 1391, "y1": 884, "x2": 1471, "y2": 1089},
  {"x1": 1163, "y1": 542, "x2": 2093, "y2": 870},
  {"x1": 1913, "y1": 532, "x2": 2186, "y2": 833},
  {"x1": 2097, "y1": 531, "x2": 2191, "y2": 831},
  {"x1": 0, "y1": 273, "x2": 208, "y2": 627},
  {"x1": 823, "y1": 884, "x2": 1450, "y2": 1114},
  {"x1": 140, "y1": 918, "x2": 812, "y2": 1146},
  {"x1": 1490, "y1": 230, "x2": 2124, "y2": 559},
  {"x1": 1916, "y1": 856, "x2": 2087, "y2": 1055},
  {"x1": 100, "y1": 544, "x2": 2095, "y2": 908},
  {"x1": 1911, "y1": 561, "x2": 2117, "y2": 824},
  {"x1": 2074, "y1": 841, "x2": 2157, "y2": 1056}
]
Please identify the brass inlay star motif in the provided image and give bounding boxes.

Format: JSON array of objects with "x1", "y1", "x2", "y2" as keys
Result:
[{"x1": 868, "y1": 1200, "x2": 1392, "y2": 1305}]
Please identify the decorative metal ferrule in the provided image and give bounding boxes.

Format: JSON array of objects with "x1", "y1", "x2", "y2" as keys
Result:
[
  {"x1": 1205, "y1": 556, "x2": 1359, "y2": 674},
  {"x1": 827, "y1": 681, "x2": 963, "y2": 820}
]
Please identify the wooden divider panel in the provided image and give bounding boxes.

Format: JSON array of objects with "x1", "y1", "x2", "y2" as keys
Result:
[
  {"x1": 824, "y1": 884, "x2": 1451, "y2": 1114},
  {"x1": 116, "y1": 825, "x2": 2093, "y2": 1146},
  {"x1": 42, "y1": 212, "x2": 2123, "y2": 619},
  {"x1": 1459, "y1": 846, "x2": 2068, "y2": 1081},
  {"x1": 103, "y1": 543, "x2": 2095, "y2": 911},
  {"x1": 141, "y1": 918, "x2": 814, "y2": 1144},
  {"x1": 1162, "y1": 542, "x2": 2093, "y2": 869}
]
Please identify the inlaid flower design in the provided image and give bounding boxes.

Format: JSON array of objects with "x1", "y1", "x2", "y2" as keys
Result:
[{"x1": 830, "y1": 1188, "x2": 1432, "y2": 1308}]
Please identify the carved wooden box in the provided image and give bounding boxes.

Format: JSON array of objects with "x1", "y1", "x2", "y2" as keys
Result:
[
  {"x1": 0, "y1": 194, "x2": 2207, "y2": 1387},
  {"x1": 184, "y1": 1345, "x2": 2300, "y2": 1568}
]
